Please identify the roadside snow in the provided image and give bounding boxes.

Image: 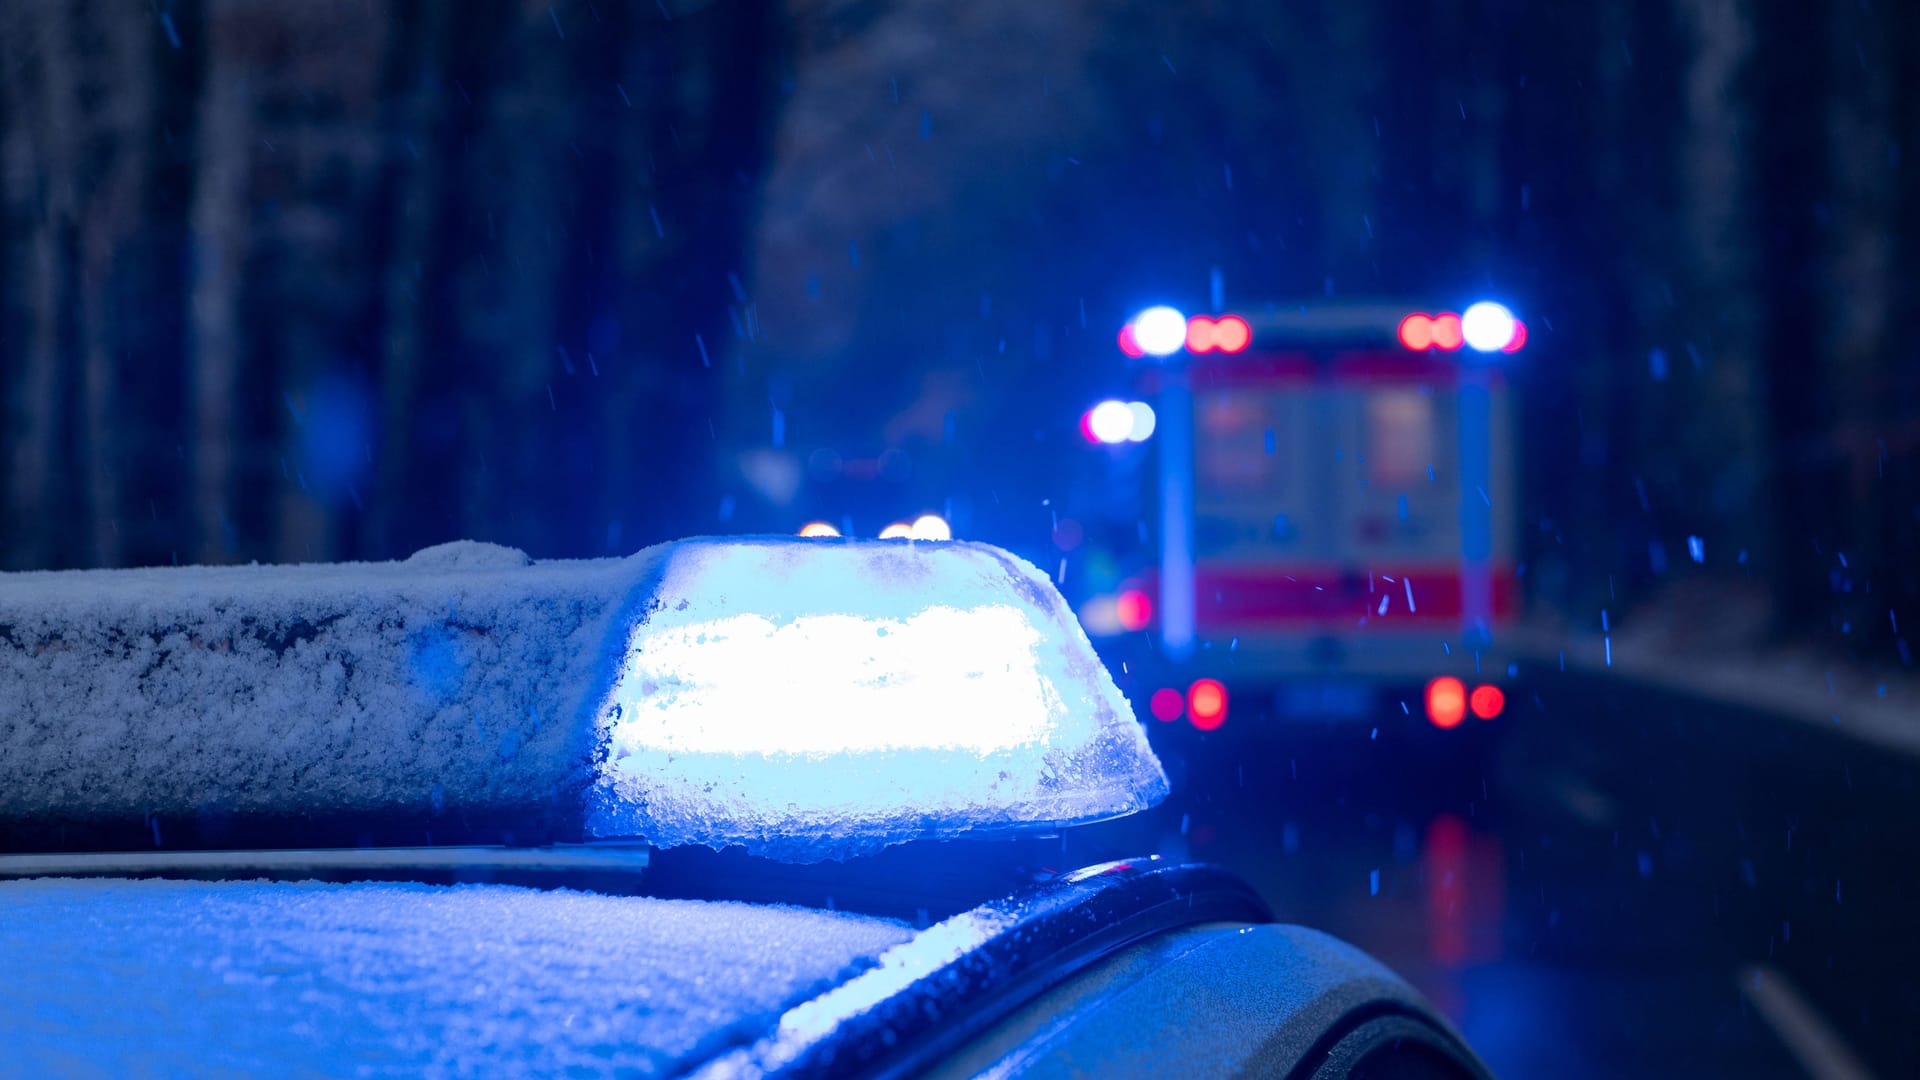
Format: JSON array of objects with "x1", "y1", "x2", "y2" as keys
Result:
[
  {"x1": 0, "y1": 877, "x2": 912, "y2": 1077},
  {"x1": 0, "y1": 536, "x2": 1166, "y2": 860},
  {"x1": 1512, "y1": 611, "x2": 1920, "y2": 756}
]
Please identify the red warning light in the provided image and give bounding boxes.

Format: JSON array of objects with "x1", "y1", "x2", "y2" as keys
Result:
[
  {"x1": 1430, "y1": 313, "x2": 1464, "y2": 351},
  {"x1": 1398, "y1": 313, "x2": 1434, "y2": 351},
  {"x1": 1214, "y1": 315, "x2": 1251, "y2": 353},
  {"x1": 1501, "y1": 320, "x2": 1527, "y2": 353},
  {"x1": 1118, "y1": 323, "x2": 1145, "y2": 358},
  {"x1": 1426, "y1": 676, "x2": 1467, "y2": 729},
  {"x1": 1186, "y1": 316, "x2": 1217, "y2": 353},
  {"x1": 1149, "y1": 687, "x2": 1185, "y2": 722},
  {"x1": 1115, "y1": 589, "x2": 1153, "y2": 632},
  {"x1": 1469, "y1": 684, "x2": 1506, "y2": 720},
  {"x1": 1187, "y1": 678, "x2": 1228, "y2": 730}
]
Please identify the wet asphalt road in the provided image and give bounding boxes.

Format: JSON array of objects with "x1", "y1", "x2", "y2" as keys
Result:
[{"x1": 1076, "y1": 667, "x2": 1920, "y2": 1078}]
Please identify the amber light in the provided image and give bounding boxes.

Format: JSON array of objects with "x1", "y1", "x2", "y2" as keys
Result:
[{"x1": 1426, "y1": 676, "x2": 1467, "y2": 729}]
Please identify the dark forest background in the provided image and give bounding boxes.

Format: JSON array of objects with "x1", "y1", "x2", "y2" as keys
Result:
[{"x1": 3, "y1": 0, "x2": 1917, "y2": 675}]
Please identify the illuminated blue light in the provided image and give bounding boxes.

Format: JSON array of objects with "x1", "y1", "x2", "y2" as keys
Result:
[
  {"x1": 1130, "y1": 306, "x2": 1188, "y2": 357},
  {"x1": 1088, "y1": 400, "x2": 1135, "y2": 444},
  {"x1": 584, "y1": 538, "x2": 1169, "y2": 860},
  {"x1": 1124, "y1": 401, "x2": 1157, "y2": 442},
  {"x1": 1461, "y1": 301, "x2": 1518, "y2": 352}
]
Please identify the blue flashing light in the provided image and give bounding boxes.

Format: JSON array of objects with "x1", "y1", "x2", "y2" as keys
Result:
[
  {"x1": 584, "y1": 538, "x2": 1169, "y2": 860},
  {"x1": 1124, "y1": 401, "x2": 1157, "y2": 442},
  {"x1": 1130, "y1": 306, "x2": 1188, "y2": 357},
  {"x1": 1461, "y1": 302, "x2": 1518, "y2": 353},
  {"x1": 1088, "y1": 400, "x2": 1134, "y2": 444}
]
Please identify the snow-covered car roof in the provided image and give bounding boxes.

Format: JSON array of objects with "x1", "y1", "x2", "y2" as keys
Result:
[
  {"x1": 2, "y1": 877, "x2": 914, "y2": 1077},
  {"x1": 0, "y1": 858, "x2": 1298, "y2": 1078},
  {"x1": 0, "y1": 538, "x2": 1238, "y2": 1075}
]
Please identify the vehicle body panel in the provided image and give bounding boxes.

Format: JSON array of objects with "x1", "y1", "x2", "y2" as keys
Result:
[{"x1": 0, "y1": 852, "x2": 1492, "y2": 1079}]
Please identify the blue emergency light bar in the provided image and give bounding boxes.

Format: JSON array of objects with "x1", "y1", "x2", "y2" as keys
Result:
[{"x1": 0, "y1": 538, "x2": 1169, "y2": 863}]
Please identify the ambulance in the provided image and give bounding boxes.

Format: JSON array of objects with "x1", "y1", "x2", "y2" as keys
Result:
[{"x1": 1076, "y1": 301, "x2": 1525, "y2": 733}]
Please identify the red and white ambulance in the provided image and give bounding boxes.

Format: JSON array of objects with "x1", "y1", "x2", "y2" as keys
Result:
[{"x1": 1076, "y1": 301, "x2": 1525, "y2": 734}]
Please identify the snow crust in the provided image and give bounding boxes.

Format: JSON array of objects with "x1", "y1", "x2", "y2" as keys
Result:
[
  {"x1": 0, "y1": 877, "x2": 911, "y2": 1077},
  {"x1": 0, "y1": 541, "x2": 649, "y2": 829},
  {"x1": 0, "y1": 536, "x2": 1167, "y2": 860}
]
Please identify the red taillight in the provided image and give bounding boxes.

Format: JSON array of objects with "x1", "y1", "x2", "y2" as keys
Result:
[
  {"x1": 1398, "y1": 313, "x2": 1434, "y2": 351},
  {"x1": 1180, "y1": 314, "x2": 1250, "y2": 355},
  {"x1": 1426, "y1": 676, "x2": 1467, "y2": 729},
  {"x1": 1214, "y1": 315, "x2": 1251, "y2": 353},
  {"x1": 1149, "y1": 688, "x2": 1185, "y2": 722},
  {"x1": 1186, "y1": 316, "x2": 1217, "y2": 353},
  {"x1": 1115, "y1": 589, "x2": 1153, "y2": 631},
  {"x1": 1187, "y1": 678, "x2": 1228, "y2": 730},
  {"x1": 1117, "y1": 323, "x2": 1145, "y2": 358},
  {"x1": 1430, "y1": 313, "x2": 1464, "y2": 351},
  {"x1": 1469, "y1": 684, "x2": 1506, "y2": 719}
]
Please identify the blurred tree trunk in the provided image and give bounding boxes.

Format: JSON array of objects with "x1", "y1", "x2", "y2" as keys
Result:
[
  {"x1": 187, "y1": 0, "x2": 250, "y2": 564},
  {"x1": 363, "y1": 0, "x2": 453, "y2": 561},
  {"x1": 602, "y1": 0, "x2": 785, "y2": 548},
  {"x1": 1677, "y1": 0, "x2": 1771, "y2": 591},
  {"x1": 1820, "y1": 0, "x2": 1900, "y2": 658},
  {"x1": 76, "y1": 6, "x2": 161, "y2": 568},
  {"x1": 1889, "y1": 0, "x2": 1920, "y2": 668},
  {"x1": 2, "y1": 3, "x2": 169, "y2": 570},
  {"x1": 2, "y1": 3, "x2": 83, "y2": 571},
  {"x1": 474, "y1": 1, "x2": 573, "y2": 552},
  {"x1": 1552, "y1": 0, "x2": 1656, "y2": 616}
]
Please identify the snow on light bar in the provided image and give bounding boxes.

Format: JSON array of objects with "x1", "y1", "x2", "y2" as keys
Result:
[{"x1": 0, "y1": 538, "x2": 1167, "y2": 862}]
